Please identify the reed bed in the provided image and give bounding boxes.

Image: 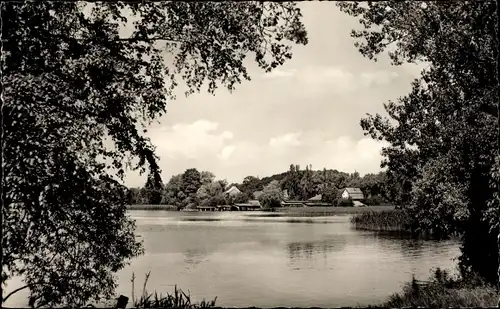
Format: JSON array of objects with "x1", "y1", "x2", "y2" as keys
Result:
[
  {"x1": 350, "y1": 209, "x2": 412, "y2": 233},
  {"x1": 278, "y1": 205, "x2": 395, "y2": 217},
  {"x1": 128, "y1": 204, "x2": 179, "y2": 211}
]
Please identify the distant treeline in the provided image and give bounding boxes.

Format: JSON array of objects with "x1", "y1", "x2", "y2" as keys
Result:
[{"x1": 127, "y1": 164, "x2": 393, "y2": 208}]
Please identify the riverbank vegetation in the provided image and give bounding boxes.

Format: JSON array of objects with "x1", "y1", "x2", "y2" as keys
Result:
[
  {"x1": 350, "y1": 210, "x2": 412, "y2": 233},
  {"x1": 279, "y1": 205, "x2": 395, "y2": 216},
  {"x1": 380, "y1": 269, "x2": 499, "y2": 308}
]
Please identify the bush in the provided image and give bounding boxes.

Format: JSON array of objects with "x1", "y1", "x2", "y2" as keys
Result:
[
  {"x1": 337, "y1": 198, "x2": 353, "y2": 207},
  {"x1": 364, "y1": 195, "x2": 383, "y2": 206}
]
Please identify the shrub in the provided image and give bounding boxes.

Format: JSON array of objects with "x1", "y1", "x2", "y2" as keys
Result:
[
  {"x1": 383, "y1": 269, "x2": 499, "y2": 308},
  {"x1": 364, "y1": 195, "x2": 382, "y2": 206},
  {"x1": 337, "y1": 198, "x2": 353, "y2": 207}
]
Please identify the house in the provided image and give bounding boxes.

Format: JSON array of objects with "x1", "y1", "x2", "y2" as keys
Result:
[
  {"x1": 232, "y1": 202, "x2": 261, "y2": 211},
  {"x1": 225, "y1": 186, "x2": 242, "y2": 196},
  {"x1": 341, "y1": 187, "x2": 365, "y2": 201}
]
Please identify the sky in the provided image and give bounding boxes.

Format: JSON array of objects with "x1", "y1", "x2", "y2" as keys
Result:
[{"x1": 124, "y1": 2, "x2": 425, "y2": 188}]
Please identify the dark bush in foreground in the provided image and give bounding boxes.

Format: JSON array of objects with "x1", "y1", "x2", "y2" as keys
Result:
[{"x1": 381, "y1": 269, "x2": 499, "y2": 308}]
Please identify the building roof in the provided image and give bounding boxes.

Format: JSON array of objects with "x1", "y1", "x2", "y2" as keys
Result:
[
  {"x1": 344, "y1": 188, "x2": 363, "y2": 194},
  {"x1": 353, "y1": 201, "x2": 366, "y2": 207},
  {"x1": 225, "y1": 186, "x2": 242, "y2": 195},
  {"x1": 308, "y1": 194, "x2": 322, "y2": 201},
  {"x1": 343, "y1": 187, "x2": 364, "y2": 200},
  {"x1": 234, "y1": 203, "x2": 261, "y2": 208}
]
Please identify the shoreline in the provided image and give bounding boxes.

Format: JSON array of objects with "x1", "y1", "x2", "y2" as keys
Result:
[{"x1": 127, "y1": 204, "x2": 396, "y2": 214}]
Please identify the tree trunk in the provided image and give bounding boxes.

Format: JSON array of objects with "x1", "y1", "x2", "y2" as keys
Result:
[{"x1": 497, "y1": 0, "x2": 500, "y2": 307}]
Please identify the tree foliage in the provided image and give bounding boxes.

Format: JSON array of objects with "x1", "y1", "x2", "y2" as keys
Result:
[
  {"x1": 259, "y1": 180, "x2": 284, "y2": 209},
  {"x1": 2, "y1": 1, "x2": 308, "y2": 306},
  {"x1": 338, "y1": 1, "x2": 499, "y2": 284}
]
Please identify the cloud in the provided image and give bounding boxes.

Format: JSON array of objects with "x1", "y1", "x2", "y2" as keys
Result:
[
  {"x1": 151, "y1": 120, "x2": 233, "y2": 160},
  {"x1": 262, "y1": 68, "x2": 297, "y2": 79},
  {"x1": 124, "y1": 125, "x2": 388, "y2": 187},
  {"x1": 218, "y1": 145, "x2": 236, "y2": 160},
  {"x1": 269, "y1": 132, "x2": 303, "y2": 148}
]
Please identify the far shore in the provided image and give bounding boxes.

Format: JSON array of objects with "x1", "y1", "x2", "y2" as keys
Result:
[{"x1": 127, "y1": 204, "x2": 396, "y2": 215}]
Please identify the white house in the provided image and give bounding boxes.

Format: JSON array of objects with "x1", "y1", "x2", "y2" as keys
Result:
[{"x1": 341, "y1": 188, "x2": 365, "y2": 200}]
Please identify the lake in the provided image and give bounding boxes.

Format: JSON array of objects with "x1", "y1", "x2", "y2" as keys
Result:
[
  {"x1": 3, "y1": 210, "x2": 460, "y2": 308},
  {"x1": 116, "y1": 210, "x2": 459, "y2": 308}
]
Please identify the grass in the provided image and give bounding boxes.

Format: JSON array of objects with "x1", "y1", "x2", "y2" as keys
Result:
[
  {"x1": 278, "y1": 205, "x2": 395, "y2": 217},
  {"x1": 374, "y1": 269, "x2": 500, "y2": 308},
  {"x1": 128, "y1": 204, "x2": 179, "y2": 211},
  {"x1": 350, "y1": 209, "x2": 412, "y2": 233},
  {"x1": 127, "y1": 271, "x2": 217, "y2": 309}
]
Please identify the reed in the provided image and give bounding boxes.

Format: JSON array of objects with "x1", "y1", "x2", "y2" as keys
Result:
[
  {"x1": 350, "y1": 210, "x2": 412, "y2": 233},
  {"x1": 129, "y1": 272, "x2": 217, "y2": 309},
  {"x1": 128, "y1": 204, "x2": 179, "y2": 211},
  {"x1": 279, "y1": 205, "x2": 395, "y2": 217}
]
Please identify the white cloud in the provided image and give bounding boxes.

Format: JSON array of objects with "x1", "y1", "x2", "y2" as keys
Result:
[
  {"x1": 269, "y1": 132, "x2": 303, "y2": 148},
  {"x1": 218, "y1": 145, "x2": 236, "y2": 160},
  {"x1": 124, "y1": 126, "x2": 388, "y2": 187},
  {"x1": 151, "y1": 120, "x2": 233, "y2": 160},
  {"x1": 262, "y1": 68, "x2": 297, "y2": 79}
]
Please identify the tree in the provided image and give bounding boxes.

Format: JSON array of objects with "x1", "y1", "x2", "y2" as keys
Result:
[
  {"x1": 241, "y1": 176, "x2": 263, "y2": 195},
  {"x1": 321, "y1": 185, "x2": 339, "y2": 205},
  {"x1": 162, "y1": 174, "x2": 183, "y2": 206},
  {"x1": 177, "y1": 168, "x2": 202, "y2": 207},
  {"x1": 144, "y1": 172, "x2": 164, "y2": 204},
  {"x1": 282, "y1": 164, "x2": 302, "y2": 199},
  {"x1": 259, "y1": 180, "x2": 284, "y2": 210},
  {"x1": 196, "y1": 181, "x2": 225, "y2": 206},
  {"x1": 2, "y1": 1, "x2": 308, "y2": 306},
  {"x1": 338, "y1": 1, "x2": 499, "y2": 284},
  {"x1": 233, "y1": 192, "x2": 251, "y2": 204},
  {"x1": 200, "y1": 171, "x2": 216, "y2": 186}
]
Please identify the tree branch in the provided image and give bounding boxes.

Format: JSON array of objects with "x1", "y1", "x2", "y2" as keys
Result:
[{"x1": 2, "y1": 284, "x2": 31, "y2": 303}]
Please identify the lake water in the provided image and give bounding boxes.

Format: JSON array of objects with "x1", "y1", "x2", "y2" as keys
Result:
[{"x1": 3, "y1": 210, "x2": 460, "y2": 308}]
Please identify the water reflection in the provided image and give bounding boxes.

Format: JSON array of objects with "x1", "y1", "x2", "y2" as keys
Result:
[
  {"x1": 287, "y1": 236, "x2": 347, "y2": 262},
  {"x1": 183, "y1": 248, "x2": 209, "y2": 267}
]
